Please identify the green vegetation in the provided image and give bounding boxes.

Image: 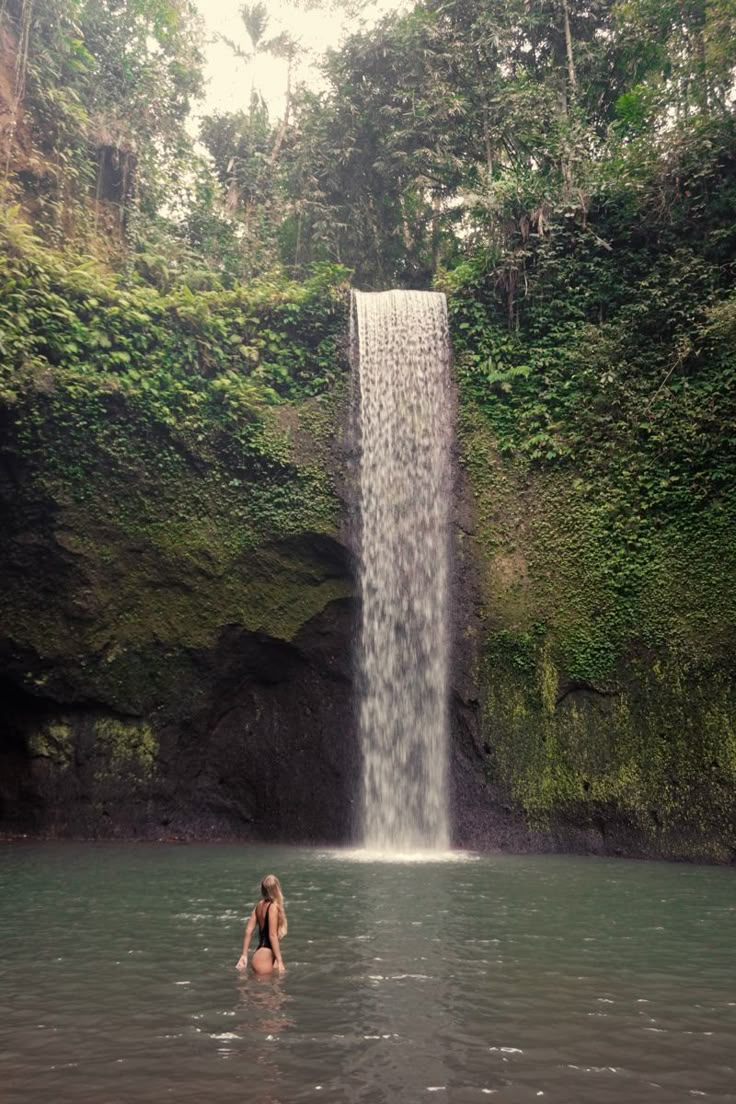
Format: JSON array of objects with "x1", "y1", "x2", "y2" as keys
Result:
[
  {"x1": 439, "y1": 59, "x2": 736, "y2": 850},
  {"x1": 1, "y1": 0, "x2": 203, "y2": 259},
  {"x1": 28, "y1": 720, "x2": 74, "y2": 769},
  {"x1": 93, "y1": 717, "x2": 157, "y2": 782},
  {"x1": 0, "y1": 207, "x2": 349, "y2": 541},
  {"x1": 0, "y1": 211, "x2": 352, "y2": 717},
  {"x1": 482, "y1": 640, "x2": 736, "y2": 860}
]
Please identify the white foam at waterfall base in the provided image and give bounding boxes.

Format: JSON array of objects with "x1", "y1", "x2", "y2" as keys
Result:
[
  {"x1": 352, "y1": 289, "x2": 453, "y2": 853},
  {"x1": 320, "y1": 848, "x2": 479, "y2": 865}
]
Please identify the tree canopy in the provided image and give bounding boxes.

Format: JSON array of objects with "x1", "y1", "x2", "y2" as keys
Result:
[{"x1": 3, "y1": 0, "x2": 735, "y2": 292}]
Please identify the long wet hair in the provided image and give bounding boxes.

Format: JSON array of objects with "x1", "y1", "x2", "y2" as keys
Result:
[{"x1": 260, "y1": 873, "x2": 287, "y2": 938}]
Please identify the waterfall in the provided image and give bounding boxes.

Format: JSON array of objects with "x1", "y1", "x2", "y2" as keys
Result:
[{"x1": 351, "y1": 289, "x2": 453, "y2": 852}]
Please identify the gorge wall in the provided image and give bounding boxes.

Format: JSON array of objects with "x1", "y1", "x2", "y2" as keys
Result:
[
  {"x1": 0, "y1": 246, "x2": 361, "y2": 842},
  {"x1": 1, "y1": 219, "x2": 735, "y2": 862},
  {"x1": 451, "y1": 412, "x2": 736, "y2": 864},
  {"x1": 0, "y1": 395, "x2": 360, "y2": 841}
]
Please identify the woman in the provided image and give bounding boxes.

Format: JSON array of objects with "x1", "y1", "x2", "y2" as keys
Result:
[{"x1": 236, "y1": 874, "x2": 287, "y2": 975}]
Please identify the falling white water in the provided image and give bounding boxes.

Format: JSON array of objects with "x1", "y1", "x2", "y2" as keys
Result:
[{"x1": 352, "y1": 289, "x2": 453, "y2": 852}]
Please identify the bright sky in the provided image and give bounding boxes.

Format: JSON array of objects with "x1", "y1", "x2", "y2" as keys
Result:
[{"x1": 192, "y1": 0, "x2": 410, "y2": 121}]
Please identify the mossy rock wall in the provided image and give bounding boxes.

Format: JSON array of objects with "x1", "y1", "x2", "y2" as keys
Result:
[
  {"x1": 457, "y1": 409, "x2": 736, "y2": 862},
  {"x1": 0, "y1": 258, "x2": 360, "y2": 838},
  {"x1": 0, "y1": 235, "x2": 363, "y2": 840},
  {"x1": 0, "y1": 379, "x2": 359, "y2": 838}
]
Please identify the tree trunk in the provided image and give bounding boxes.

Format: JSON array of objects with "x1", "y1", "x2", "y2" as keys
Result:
[
  {"x1": 270, "y1": 54, "x2": 293, "y2": 164},
  {"x1": 561, "y1": 0, "x2": 577, "y2": 92},
  {"x1": 695, "y1": 21, "x2": 709, "y2": 114},
  {"x1": 294, "y1": 205, "x2": 303, "y2": 269},
  {"x1": 485, "y1": 131, "x2": 494, "y2": 178},
  {"x1": 430, "y1": 193, "x2": 442, "y2": 275}
]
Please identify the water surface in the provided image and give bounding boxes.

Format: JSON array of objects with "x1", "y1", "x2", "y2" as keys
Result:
[{"x1": 1, "y1": 844, "x2": 734, "y2": 1103}]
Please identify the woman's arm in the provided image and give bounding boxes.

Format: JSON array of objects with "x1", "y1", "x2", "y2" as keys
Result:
[
  {"x1": 236, "y1": 909, "x2": 256, "y2": 969},
  {"x1": 269, "y1": 904, "x2": 285, "y2": 973}
]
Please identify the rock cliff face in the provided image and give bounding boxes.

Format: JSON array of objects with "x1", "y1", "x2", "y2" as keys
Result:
[
  {"x1": 1, "y1": 304, "x2": 734, "y2": 859},
  {"x1": 0, "y1": 594, "x2": 358, "y2": 841},
  {"x1": 0, "y1": 241, "x2": 366, "y2": 842},
  {"x1": 450, "y1": 410, "x2": 736, "y2": 863},
  {"x1": 0, "y1": 378, "x2": 360, "y2": 841}
]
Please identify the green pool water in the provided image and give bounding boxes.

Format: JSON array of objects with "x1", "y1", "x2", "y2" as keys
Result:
[{"x1": 0, "y1": 843, "x2": 734, "y2": 1103}]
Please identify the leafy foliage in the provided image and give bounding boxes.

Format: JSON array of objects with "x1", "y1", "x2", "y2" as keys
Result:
[
  {"x1": 0, "y1": 206, "x2": 349, "y2": 477},
  {"x1": 2, "y1": 0, "x2": 204, "y2": 256},
  {"x1": 447, "y1": 113, "x2": 736, "y2": 496}
]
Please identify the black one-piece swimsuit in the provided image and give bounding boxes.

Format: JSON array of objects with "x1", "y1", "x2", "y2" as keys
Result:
[{"x1": 257, "y1": 902, "x2": 273, "y2": 951}]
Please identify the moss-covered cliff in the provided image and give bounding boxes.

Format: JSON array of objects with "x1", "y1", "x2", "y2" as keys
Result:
[
  {"x1": 0, "y1": 219, "x2": 358, "y2": 839},
  {"x1": 455, "y1": 409, "x2": 736, "y2": 862},
  {"x1": 446, "y1": 120, "x2": 736, "y2": 862}
]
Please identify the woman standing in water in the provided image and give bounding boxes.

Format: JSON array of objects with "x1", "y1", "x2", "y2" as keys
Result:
[{"x1": 236, "y1": 874, "x2": 287, "y2": 975}]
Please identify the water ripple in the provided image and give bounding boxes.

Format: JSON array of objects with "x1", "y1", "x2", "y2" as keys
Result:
[{"x1": 1, "y1": 844, "x2": 734, "y2": 1104}]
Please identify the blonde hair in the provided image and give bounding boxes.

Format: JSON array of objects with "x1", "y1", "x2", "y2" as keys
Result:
[{"x1": 260, "y1": 874, "x2": 287, "y2": 938}]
